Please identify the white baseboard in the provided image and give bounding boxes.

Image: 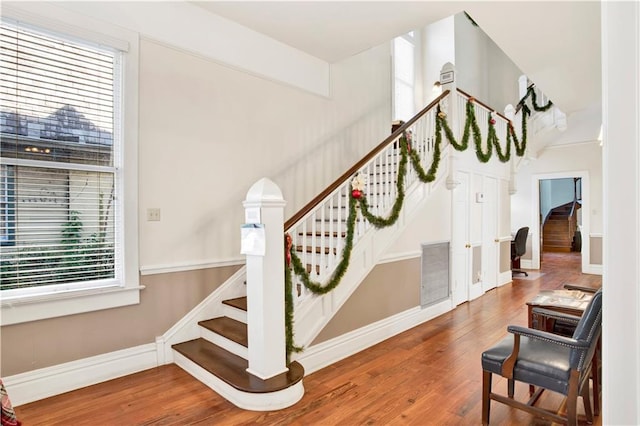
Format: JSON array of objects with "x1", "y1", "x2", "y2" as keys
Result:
[
  {"x1": 498, "y1": 270, "x2": 513, "y2": 286},
  {"x1": 3, "y1": 343, "x2": 158, "y2": 407},
  {"x1": 296, "y1": 299, "x2": 452, "y2": 375},
  {"x1": 584, "y1": 264, "x2": 603, "y2": 275},
  {"x1": 5, "y1": 298, "x2": 454, "y2": 408},
  {"x1": 520, "y1": 259, "x2": 534, "y2": 270}
]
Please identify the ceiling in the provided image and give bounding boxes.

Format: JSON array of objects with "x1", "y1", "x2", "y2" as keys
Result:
[{"x1": 194, "y1": 1, "x2": 601, "y2": 134}]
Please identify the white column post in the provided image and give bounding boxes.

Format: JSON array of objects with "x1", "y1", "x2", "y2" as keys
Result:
[
  {"x1": 440, "y1": 62, "x2": 458, "y2": 134},
  {"x1": 504, "y1": 104, "x2": 518, "y2": 195},
  {"x1": 243, "y1": 178, "x2": 288, "y2": 379},
  {"x1": 518, "y1": 74, "x2": 529, "y2": 99},
  {"x1": 440, "y1": 62, "x2": 460, "y2": 190}
]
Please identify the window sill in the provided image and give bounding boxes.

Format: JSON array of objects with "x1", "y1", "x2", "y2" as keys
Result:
[{"x1": 0, "y1": 285, "x2": 145, "y2": 325}]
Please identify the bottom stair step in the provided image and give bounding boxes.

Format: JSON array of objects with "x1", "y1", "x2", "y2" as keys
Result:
[{"x1": 172, "y1": 338, "x2": 304, "y2": 393}]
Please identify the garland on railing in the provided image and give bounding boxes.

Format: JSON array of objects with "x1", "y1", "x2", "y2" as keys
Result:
[
  {"x1": 518, "y1": 85, "x2": 553, "y2": 112},
  {"x1": 284, "y1": 90, "x2": 550, "y2": 360}
]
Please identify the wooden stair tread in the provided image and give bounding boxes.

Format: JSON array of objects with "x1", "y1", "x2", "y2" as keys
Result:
[
  {"x1": 172, "y1": 338, "x2": 304, "y2": 394},
  {"x1": 295, "y1": 245, "x2": 337, "y2": 255},
  {"x1": 222, "y1": 297, "x2": 247, "y2": 312},
  {"x1": 299, "y1": 231, "x2": 346, "y2": 238},
  {"x1": 199, "y1": 317, "x2": 248, "y2": 347}
]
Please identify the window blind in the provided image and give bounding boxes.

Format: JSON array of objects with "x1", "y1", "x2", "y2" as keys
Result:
[{"x1": 0, "y1": 19, "x2": 122, "y2": 292}]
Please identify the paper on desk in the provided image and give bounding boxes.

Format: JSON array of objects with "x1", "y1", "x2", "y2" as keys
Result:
[{"x1": 532, "y1": 290, "x2": 593, "y2": 309}]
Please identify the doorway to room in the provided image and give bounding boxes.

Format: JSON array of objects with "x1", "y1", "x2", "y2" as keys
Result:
[
  {"x1": 539, "y1": 177, "x2": 582, "y2": 262},
  {"x1": 531, "y1": 171, "x2": 590, "y2": 274}
]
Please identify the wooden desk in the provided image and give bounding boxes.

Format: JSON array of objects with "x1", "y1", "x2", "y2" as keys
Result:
[
  {"x1": 563, "y1": 282, "x2": 601, "y2": 293},
  {"x1": 526, "y1": 289, "x2": 593, "y2": 328},
  {"x1": 525, "y1": 289, "x2": 600, "y2": 415}
]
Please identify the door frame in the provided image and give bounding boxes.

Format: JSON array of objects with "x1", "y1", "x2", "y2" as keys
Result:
[
  {"x1": 451, "y1": 171, "x2": 470, "y2": 306},
  {"x1": 530, "y1": 171, "x2": 590, "y2": 273}
]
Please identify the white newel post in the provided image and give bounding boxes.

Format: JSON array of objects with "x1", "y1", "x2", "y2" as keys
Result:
[
  {"x1": 504, "y1": 104, "x2": 518, "y2": 195},
  {"x1": 243, "y1": 178, "x2": 288, "y2": 380},
  {"x1": 518, "y1": 75, "x2": 529, "y2": 99},
  {"x1": 440, "y1": 62, "x2": 460, "y2": 190}
]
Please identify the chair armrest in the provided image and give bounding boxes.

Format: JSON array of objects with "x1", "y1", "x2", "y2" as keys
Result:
[
  {"x1": 507, "y1": 325, "x2": 589, "y2": 349},
  {"x1": 531, "y1": 307, "x2": 581, "y2": 325}
]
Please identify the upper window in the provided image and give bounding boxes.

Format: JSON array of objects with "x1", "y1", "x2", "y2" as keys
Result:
[
  {"x1": 393, "y1": 32, "x2": 416, "y2": 122},
  {"x1": 0, "y1": 9, "x2": 139, "y2": 324}
]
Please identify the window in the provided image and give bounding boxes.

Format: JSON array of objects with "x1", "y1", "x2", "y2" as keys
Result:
[
  {"x1": 0, "y1": 164, "x2": 15, "y2": 246},
  {"x1": 0, "y1": 6, "x2": 140, "y2": 324},
  {"x1": 393, "y1": 32, "x2": 416, "y2": 122}
]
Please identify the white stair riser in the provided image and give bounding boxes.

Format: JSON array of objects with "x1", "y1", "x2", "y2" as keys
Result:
[
  {"x1": 222, "y1": 304, "x2": 247, "y2": 323},
  {"x1": 200, "y1": 327, "x2": 248, "y2": 360}
]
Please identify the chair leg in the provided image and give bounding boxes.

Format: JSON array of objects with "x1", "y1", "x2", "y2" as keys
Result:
[
  {"x1": 482, "y1": 370, "x2": 492, "y2": 425},
  {"x1": 592, "y1": 345, "x2": 601, "y2": 416},
  {"x1": 507, "y1": 379, "x2": 515, "y2": 398},
  {"x1": 567, "y1": 371, "x2": 580, "y2": 426},
  {"x1": 581, "y1": 378, "x2": 594, "y2": 424}
]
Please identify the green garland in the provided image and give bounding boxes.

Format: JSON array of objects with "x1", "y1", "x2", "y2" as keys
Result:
[
  {"x1": 437, "y1": 100, "x2": 520, "y2": 164},
  {"x1": 284, "y1": 252, "x2": 303, "y2": 364},
  {"x1": 284, "y1": 90, "x2": 552, "y2": 360},
  {"x1": 518, "y1": 85, "x2": 553, "y2": 112},
  {"x1": 408, "y1": 120, "x2": 442, "y2": 183}
]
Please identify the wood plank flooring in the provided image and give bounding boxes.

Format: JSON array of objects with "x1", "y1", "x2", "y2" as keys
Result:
[{"x1": 14, "y1": 252, "x2": 602, "y2": 425}]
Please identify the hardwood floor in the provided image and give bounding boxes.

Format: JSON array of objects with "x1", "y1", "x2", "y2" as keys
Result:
[{"x1": 14, "y1": 252, "x2": 602, "y2": 425}]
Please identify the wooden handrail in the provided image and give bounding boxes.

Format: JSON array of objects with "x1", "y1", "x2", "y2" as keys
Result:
[
  {"x1": 569, "y1": 200, "x2": 577, "y2": 219},
  {"x1": 456, "y1": 88, "x2": 511, "y2": 122},
  {"x1": 514, "y1": 84, "x2": 535, "y2": 114},
  {"x1": 284, "y1": 90, "x2": 450, "y2": 230}
]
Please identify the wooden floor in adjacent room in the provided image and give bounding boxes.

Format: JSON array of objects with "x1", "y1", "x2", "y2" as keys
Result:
[{"x1": 14, "y1": 252, "x2": 602, "y2": 425}]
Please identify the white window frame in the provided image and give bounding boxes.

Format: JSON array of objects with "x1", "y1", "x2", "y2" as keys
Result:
[
  {"x1": 0, "y1": 3, "x2": 141, "y2": 325},
  {"x1": 392, "y1": 31, "x2": 419, "y2": 122},
  {"x1": 0, "y1": 164, "x2": 15, "y2": 246}
]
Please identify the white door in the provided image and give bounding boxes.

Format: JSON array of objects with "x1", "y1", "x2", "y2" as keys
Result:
[
  {"x1": 482, "y1": 177, "x2": 498, "y2": 292},
  {"x1": 452, "y1": 171, "x2": 471, "y2": 305}
]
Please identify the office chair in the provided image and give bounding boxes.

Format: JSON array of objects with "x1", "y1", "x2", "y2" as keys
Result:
[
  {"x1": 481, "y1": 289, "x2": 602, "y2": 425},
  {"x1": 511, "y1": 226, "x2": 529, "y2": 277},
  {"x1": 531, "y1": 304, "x2": 602, "y2": 416}
]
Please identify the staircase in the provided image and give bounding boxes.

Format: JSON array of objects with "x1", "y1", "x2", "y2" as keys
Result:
[
  {"x1": 171, "y1": 295, "x2": 305, "y2": 408},
  {"x1": 158, "y1": 83, "x2": 523, "y2": 411},
  {"x1": 542, "y1": 201, "x2": 581, "y2": 252}
]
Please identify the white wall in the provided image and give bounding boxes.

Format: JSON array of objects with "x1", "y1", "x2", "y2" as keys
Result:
[
  {"x1": 138, "y1": 39, "x2": 391, "y2": 271},
  {"x1": 512, "y1": 143, "x2": 602, "y2": 234},
  {"x1": 52, "y1": 1, "x2": 330, "y2": 97},
  {"x1": 454, "y1": 12, "x2": 521, "y2": 110},
  {"x1": 422, "y1": 16, "x2": 455, "y2": 105},
  {"x1": 601, "y1": 1, "x2": 640, "y2": 423},
  {"x1": 383, "y1": 183, "x2": 451, "y2": 258}
]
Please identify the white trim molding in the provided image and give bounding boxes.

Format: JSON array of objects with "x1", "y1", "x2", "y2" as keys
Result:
[
  {"x1": 140, "y1": 257, "x2": 245, "y2": 276},
  {"x1": 377, "y1": 250, "x2": 422, "y2": 264},
  {"x1": 297, "y1": 299, "x2": 452, "y2": 375},
  {"x1": 29, "y1": 1, "x2": 331, "y2": 97},
  {"x1": 3, "y1": 344, "x2": 158, "y2": 407}
]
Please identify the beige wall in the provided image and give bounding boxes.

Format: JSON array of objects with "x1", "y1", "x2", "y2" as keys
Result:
[
  {"x1": 590, "y1": 235, "x2": 603, "y2": 265},
  {"x1": 312, "y1": 258, "x2": 421, "y2": 344},
  {"x1": 500, "y1": 240, "x2": 511, "y2": 273},
  {"x1": 0, "y1": 265, "x2": 239, "y2": 375}
]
